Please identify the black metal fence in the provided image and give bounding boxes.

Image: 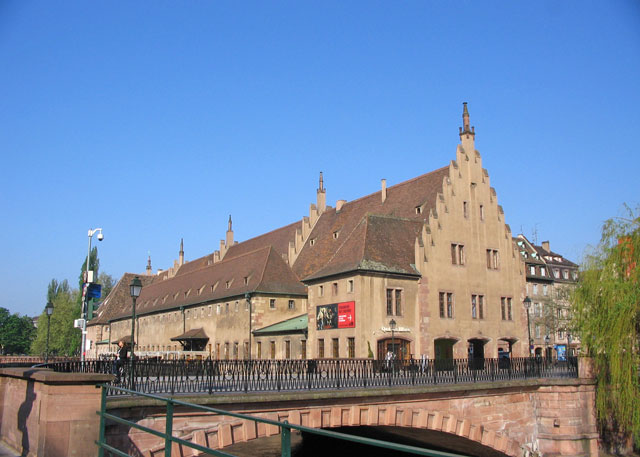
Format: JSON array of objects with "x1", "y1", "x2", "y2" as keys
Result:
[{"x1": 48, "y1": 356, "x2": 578, "y2": 397}]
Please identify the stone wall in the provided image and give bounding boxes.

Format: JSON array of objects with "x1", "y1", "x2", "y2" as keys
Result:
[{"x1": 0, "y1": 367, "x2": 112, "y2": 457}]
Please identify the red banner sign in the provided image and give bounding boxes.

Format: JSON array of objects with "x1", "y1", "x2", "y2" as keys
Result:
[{"x1": 337, "y1": 301, "x2": 355, "y2": 328}]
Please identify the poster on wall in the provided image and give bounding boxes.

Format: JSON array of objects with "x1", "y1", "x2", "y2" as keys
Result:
[{"x1": 316, "y1": 301, "x2": 355, "y2": 330}]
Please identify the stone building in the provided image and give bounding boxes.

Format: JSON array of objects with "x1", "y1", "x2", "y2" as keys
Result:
[
  {"x1": 515, "y1": 235, "x2": 579, "y2": 358},
  {"x1": 88, "y1": 104, "x2": 536, "y2": 363}
]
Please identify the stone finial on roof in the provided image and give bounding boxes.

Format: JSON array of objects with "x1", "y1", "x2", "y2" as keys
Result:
[
  {"x1": 459, "y1": 102, "x2": 475, "y2": 138},
  {"x1": 179, "y1": 238, "x2": 184, "y2": 266},
  {"x1": 146, "y1": 254, "x2": 152, "y2": 275},
  {"x1": 228, "y1": 214, "x2": 232, "y2": 231},
  {"x1": 317, "y1": 171, "x2": 326, "y2": 213}
]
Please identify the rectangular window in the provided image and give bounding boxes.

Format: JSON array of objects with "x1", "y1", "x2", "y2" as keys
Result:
[
  {"x1": 463, "y1": 201, "x2": 469, "y2": 218},
  {"x1": 332, "y1": 282, "x2": 338, "y2": 295},
  {"x1": 270, "y1": 341, "x2": 276, "y2": 359},
  {"x1": 301, "y1": 340, "x2": 307, "y2": 359},
  {"x1": 501, "y1": 297, "x2": 512, "y2": 320},
  {"x1": 257, "y1": 341, "x2": 262, "y2": 359},
  {"x1": 479, "y1": 295, "x2": 484, "y2": 319},
  {"x1": 269, "y1": 299, "x2": 276, "y2": 309},
  {"x1": 471, "y1": 294, "x2": 477, "y2": 319},
  {"x1": 234, "y1": 342, "x2": 239, "y2": 359},
  {"x1": 348, "y1": 279, "x2": 354, "y2": 293},
  {"x1": 285, "y1": 340, "x2": 291, "y2": 359},
  {"x1": 479, "y1": 204, "x2": 485, "y2": 220},
  {"x1": 533, "y1": 284, "x2": 538, "y2": 295},
  {"x1": 318, "y1": 285, "x2": 324, "y2": 297},
  {"x1": 554, "y1": 269, "x2": 560, "y2": 278},
  {"x1": 395, "y1": 289, "x2": 402, "y2": 315},
  {"x1": 530, "y1": 266, "x2": 536, "y2": 275},
  {"x1": 318, "y1": 339, "x2": 325, "y2": 358},
  {"x1": 288, "y1": 300, "x2": 295, "y2": 310},
  {"x1": 486, "y1": 249, "x2": 499, "y2": 270},
  {"x1": 540, "y1": 267, "x2": 546, "y2": 276},
  {"x1": 348, "y1": 337, "x2": 355, "y2": 358},
  {"x1": 447, "y1": 293, "x2": 454, "y2": 318},
  {"x1": 507, "y1": 297, "x2": 512, "y2": 320},
  {"x1": 439, "y1": 292, "x2": 445, "y2": 318},
  {"x1": 386, "y1": 289, "x2": 403, "y2": 316},
  {"x1": 225, "y1": 342, "x2": 230, "y2": 360},
  {"x1": 534, "y1": 302, "x2": 541, "y2": 317},
  {"x1": 535, "y1": 324, "x2": 541, "y2": 339},
  {"x1": 543, "y1": 285, "x2": 548, "y2": 296},
  {"x1": 451, "y1": 244, "x2": 465, "y2": 265},
  {"x1": 332, "y1": 338, "x2": 339, "y2": 358}
]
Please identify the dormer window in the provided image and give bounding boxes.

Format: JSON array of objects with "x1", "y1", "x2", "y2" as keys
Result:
[
  {"x1": 310, "y1": 238, "x2": 316, "y2": 246},
  {"x1": 333, "y1": 231, "x2": 339, "y2": 239},
  {"x1": 244, "y1": 276, "x2": 249, "y2": 285},
  {"x1": 226, "y1": 281, "x2": 230, "y2": 289},
  {"x1": 415, "y1": 206, "x2": 422, "y2": 215}
]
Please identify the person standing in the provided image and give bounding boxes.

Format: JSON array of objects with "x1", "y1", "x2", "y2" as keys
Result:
[{"x1": 113, "y1": 340, "x2": 128, "y2": 380}]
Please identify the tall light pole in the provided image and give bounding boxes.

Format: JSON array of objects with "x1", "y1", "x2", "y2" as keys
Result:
[
  {"x1": 45, "y1": 301, "x2": 54, "y2": 363},
  {"x1": 523, "y1": 296, "x2": 533, "y2": 356},
  {"x1": 129, "y1": 276, "x2": 142, "y2": 391},
  {"x1": 81, "y1": 228, "x2": 104, "y2": 361},
  {"x1": 245, "y1": 292, "x2": 252, "y2": 361},
  {"x1": 389, "y1": 318, "x2": 397, "y2": 360}
]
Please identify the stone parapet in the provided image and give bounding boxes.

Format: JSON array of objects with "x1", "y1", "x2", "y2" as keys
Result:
[{"x1": 0, "y1": 367, "x2": 113, "y2": 457}]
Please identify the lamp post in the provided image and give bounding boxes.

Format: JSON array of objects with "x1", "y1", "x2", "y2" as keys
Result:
[
  {"x1": 567, "y1": 332, "x2": 572, "y2": 357},
  {"x1": 544, "y1": 334, "x2": 550, "y2": 359},
  {"x1": 389, "y1": 319, "x2": 397, "y2": 360},
  {"x1": 81, "y1": 228, "x2": 104, "y2": 362},
  {"x1": 45, "y1": 301, "x2": 54, "y2": 364},
  {"x1": 129, "y1": 276, "x2": 142, "y2": 391},
  {"x1": 245, "y1": 292, "x2": 252, "y2": 361},
  {"x1": 523, "y1": 296, "x2": 533, "y2": 356}
]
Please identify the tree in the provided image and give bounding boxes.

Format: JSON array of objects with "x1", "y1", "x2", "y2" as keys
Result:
[
  {"x1": 573, "y1": 204, "x2": 640, "y2": 442},
  {"x1": 0, "y1": 308, "x2": 36, "y2": 355},
  {"x1": 31, "y1": 282, "x2": 81, "y2": 357}
]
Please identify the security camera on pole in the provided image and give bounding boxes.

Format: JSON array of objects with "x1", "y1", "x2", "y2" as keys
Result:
[{"x1": 81, "y1": 228, "x2": 104, "y2": 362}]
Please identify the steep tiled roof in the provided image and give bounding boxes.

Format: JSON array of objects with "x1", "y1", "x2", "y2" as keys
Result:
[
  {"x1": 534, "y1": 245, "x2": 578, "y2": 268},
  {"x1": 305, "y1": 214, "x2": 423, "y2": 281},
  {"x1": 89, "y1": 273, "x2": 156, "y2": 325},
  {"x1": 293, "y1": 167, "x2": 449, "y2": 280},
  {"x1": 110, "y1": 246, "x2": 306, "y2": 321},
  {"x1": 224, "y1": 221, "x2": 300, "y2": 260}
]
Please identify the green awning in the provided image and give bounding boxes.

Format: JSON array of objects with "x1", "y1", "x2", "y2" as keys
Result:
[{"x1": 253, "y1": 314, "x2": 308, "y2": 336}]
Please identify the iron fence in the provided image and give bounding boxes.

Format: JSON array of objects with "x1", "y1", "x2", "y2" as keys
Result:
[{"x1": 48, "y1": 356, "x2": 578, "y2": 397}]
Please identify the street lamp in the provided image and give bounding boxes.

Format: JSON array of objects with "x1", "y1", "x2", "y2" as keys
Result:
[
  {"x1": 129, "y1": 276, "x2": 142, "y2": 390},
  {"x1": 245, "y1": 292, "x2": 252, "y2": 361},
  {"x1": 523, "y1": 296, "x2": 533, "y2": 356},
  {"x1": 389, "y1": 319, "x2": 397, "y2": 360},
  {"x1": 544, "y1": 334, "x2": 550, "y2": 360},
  {"x1": 45, "y1": 301, "x2": 54, "y2": 363},
  {"x1": 81, "y1": 227, "x2": 104, "y2": 362},
  {"x1": 567, "y1": 332, "x2": 572, "y2": 357}
]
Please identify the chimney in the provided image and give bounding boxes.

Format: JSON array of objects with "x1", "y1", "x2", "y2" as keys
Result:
[
  {"x1": 542, "y1": 241, "x2": 550, "y2": 252},
  {"x1": 381, "y1": 179, "x2": 387, "y2": 203},
  {"x1": 179, "y1": 238, "x2": 184, "y2": 266},
  {"x1": 336, "y1": 200, "x2": 346, "y2": 211}
]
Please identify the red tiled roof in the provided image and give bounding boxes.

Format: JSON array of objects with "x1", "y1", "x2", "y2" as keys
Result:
[{"x1": 293, "y1": 167, "x2": 449, "y2": 280}]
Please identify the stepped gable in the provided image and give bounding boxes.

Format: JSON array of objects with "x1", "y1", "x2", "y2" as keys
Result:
[
  {"x1": 305, "y1": 214, "x2": 423, "y2": 281},
  {"x1": 223, "y1": 221, "x2": 300, "y2": 261},
  {"x1": 112, "y1": 246, "x2": 304, "y2": 321},
  {"x1": 293, "y1": 166, "x2": 449, "y2": 280},
  {"x1": 89, "y1": 273, "x2": 155, "y2": 325}
]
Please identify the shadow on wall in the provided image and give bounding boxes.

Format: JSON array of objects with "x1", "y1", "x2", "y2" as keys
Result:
[{"x1": 17, "y1": 372, "x2": 36, "y2": 457}]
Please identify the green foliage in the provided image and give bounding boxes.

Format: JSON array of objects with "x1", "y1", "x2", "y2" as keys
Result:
[
  {"x1": 97, "y1": 272, "x2": 115, "y2": 300},
  {"x1": 0, "y1": 307, "x2": 36, "y2": 354},
  {"x1": 573, "y1": 204, "x2": 640, "y2": 441},
  {"x1": 31, "y1": 284, "x2": 82, "y2": 357}
]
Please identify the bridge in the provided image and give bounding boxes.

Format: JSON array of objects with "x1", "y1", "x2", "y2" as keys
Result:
[{"x1": 0, "y1": 357, "x2": 598, "y2": 457}]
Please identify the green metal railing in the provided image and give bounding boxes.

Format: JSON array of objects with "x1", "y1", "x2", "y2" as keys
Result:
[{"x1": 96, "y1": 384, "x2": 469, "y2": 457}]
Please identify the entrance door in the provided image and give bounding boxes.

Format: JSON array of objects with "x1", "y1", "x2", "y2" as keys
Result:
[
  {"x1": 434, "y1": 338, "x2": 456, "y2": 370},
  {"x1": 377, "y1": 338, "x2": 410, "y2": 360},
  {"x1": 467, "y1": 338, "x2": 486, "y2": 370}
]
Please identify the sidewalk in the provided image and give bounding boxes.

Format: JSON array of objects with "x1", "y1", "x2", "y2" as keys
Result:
[{"x1": 0, "y1": 441, "x2": 20, "y2": 457}]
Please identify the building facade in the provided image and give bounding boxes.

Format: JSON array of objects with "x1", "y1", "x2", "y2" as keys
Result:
[{"x1": 89, "y1": 104, "x2": 547, "y2": 363}]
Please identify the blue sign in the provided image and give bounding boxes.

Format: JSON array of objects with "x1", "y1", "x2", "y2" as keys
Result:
[
  {"x1": 87, "y1": 283, "x2": 102, "y2": 299},
  {"x1": 556, "y1": 344, "x2": 567, "y2": 361}
]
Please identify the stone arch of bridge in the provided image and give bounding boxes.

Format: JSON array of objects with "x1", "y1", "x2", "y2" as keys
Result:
[{"x1": 145, "y1": 404, "x2": 521, "y2": 457}]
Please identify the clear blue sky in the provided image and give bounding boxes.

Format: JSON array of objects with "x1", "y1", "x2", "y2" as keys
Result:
[{"x1": 1, "y1": 1, "x2": 639, "y2": 317}]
